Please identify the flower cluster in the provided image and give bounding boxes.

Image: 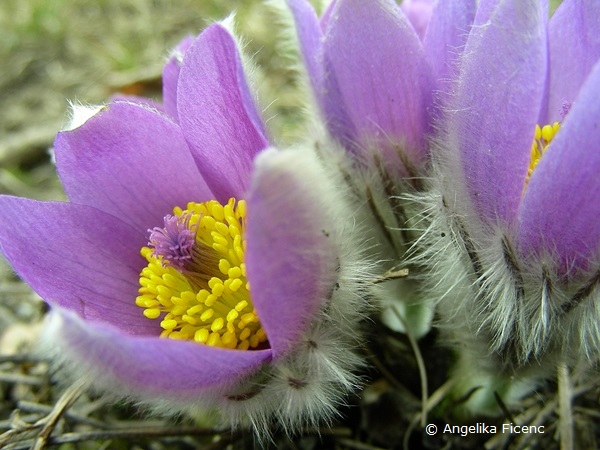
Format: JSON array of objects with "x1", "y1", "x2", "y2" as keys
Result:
[
  {"x1": 284, "y1": 0, "x2": 476, "y2": 337},
  {"x1": 1, "y1": 0, "x2": 599, "y2": 442},
  {"x1": 413, "y1": 0, "x2": 600, "y2": 373}
]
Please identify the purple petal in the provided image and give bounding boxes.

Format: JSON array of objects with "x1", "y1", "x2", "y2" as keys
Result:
[
  {"x1": 400, "y1": 0, "x2": 434, "y2": 40},
  {"x1": 0, "y1": 197, "x2": 155, "y2": 334},
  {"x1": 449, "y1": 0, "x2": 547, "y2": 226},
  {"x1": 50, "y1": 308, "x2": 272, "y2": 397},
  {"x1": 55, "y1": 101, "x2": 211, "y2": 232},
  {"x1": 177, "y1": 25, "x2": 269, "y2": 203},
  {"x1": 321, "y1": 0, "x2": 433, "y2": 176},
  {"x1": 423, "y1": 0, "x2": 476, "y2": 93},
  {"x1": 518, "y1": 61, "x2": 600, "y2": 272},
  {"x1": 162, "y1": 36, "x2": 194, "y2": 121},
  {"x1": 547, "y1": 0, "x2": 600, "y2": 122},
  {"x1": 246, "y1": 149, "x2": 338, "y2": 358},
  {"x1": 286, "y1": 0, "x2": 324, "y2": 101}
]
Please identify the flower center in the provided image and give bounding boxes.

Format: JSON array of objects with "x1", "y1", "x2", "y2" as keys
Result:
[
  {"x1": 135, "y1": 198, "x2": 267, "y2": 350},
  {"x1": 527, "y1": 121, "x2": 560, "y2": 182}
]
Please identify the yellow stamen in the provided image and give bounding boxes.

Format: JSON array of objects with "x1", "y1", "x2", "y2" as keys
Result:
[
  {"x1": 527, "y1": 121, "x2": 560, "y2": 183},
  {"x1": 136, "y1": 198, "x2": 267, "y2": 350}
]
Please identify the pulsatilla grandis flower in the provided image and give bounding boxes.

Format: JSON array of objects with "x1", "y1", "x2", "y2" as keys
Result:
[
  {"x1": 415, "y1": 0, "x2": 600, "y2": 369},
  {"x1": 0, "y1": 22, "x2": 371, "y2": 436},
  {"x1": 283, "y1": 0, "x2": 475, "y2": 336}
]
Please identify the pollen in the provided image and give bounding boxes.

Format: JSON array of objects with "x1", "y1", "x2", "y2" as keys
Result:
[
  {"x1": 136, "y1": 198, "x2": 268, "y2": 350},
  {"x1": 526, "y1": 121, "x2": 560, "y2": 183}
]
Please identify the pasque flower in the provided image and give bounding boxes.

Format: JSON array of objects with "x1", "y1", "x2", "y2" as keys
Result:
[
  {"x1": 0, "y1": 22, "x2": 371, "y2": 436},
  {"x1": 415, "y1": 0, "x2": 600, "y2": 369},
  {"x1": 283, "y1": 0, "x2": 475, "y2": 336},
  {"x1": 287, "y1": 0, "x2": 476, "y2": 179}
]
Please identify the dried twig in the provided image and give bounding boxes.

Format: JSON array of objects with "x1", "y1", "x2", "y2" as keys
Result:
[
  {"x1": 32, "y1": 379, "x2": 86, "y2": 450},
  {"x1": 373, "y1": 268, "x2": 410, "y2": 284},
  {"x1": 17, "y1": 401, "x2": 107, "y2": 429},
  {"x1": 0, "y1": 372, "x2": 45, "y2": 386},
  {"x1": 1, "y1": 427, "x2": 239, "y2": 450}
]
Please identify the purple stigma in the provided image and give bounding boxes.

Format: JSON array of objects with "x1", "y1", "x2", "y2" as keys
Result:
[{"x1": 148, "y1": 213, "x2": 196, "y2": 269}]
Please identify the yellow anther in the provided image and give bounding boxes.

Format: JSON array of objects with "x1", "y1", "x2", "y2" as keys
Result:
[
  {"x1": 552, "y1": 121, "x2": 560, "y2": 134},
  {"x1": 136, "y1": 198, "x2": 266, "y2": 350},
  {"x1": 181, "y1": 291, "x2": 196, "y2": 302},
  {"x1": 249, "y1": 334, "x2": 260, "y2": 348},
  {"x1": 204, "y1": 293, "x2": 217, "y2": 307},
  {"x1": 194, "y1": 328, "x2": 209, "y2": 343},
  {"x1": 541, "y1": 124, "x2": 553, "y2": 142},
  {"x1": 222, "y1": 332, "x2": 237, "y2": 348},
  {"x1": 182, "y1": 314, "x2": 197, "y2": 325},
  {"x1": 256, "y1": 328, "x2": 266, "y2": 341},
  {"x1": 161, "y1": 319, "x2": 178, "y2": 330},
  {"x1": 169, "y1": 331, "x2": 186, "y2": 340},
  {"x1": 229, "y1": 225, "x2": 241, "y2": 237},
  {"x1": 230, "y1": 279, "x2": 243, "y2": 292},
  {"x1": 218, "y1": 259, "x2": 231, "y2": 275},
  {"x1": 241, "y1": 312, "x2": 257, "y2": 324},
  {"x1": 228, "y1": 267, "x2": 242, "y2": 279},
  {"x1": 215, "y1": 222, "x2": 229, "y2": 236},
  {"x1": 201, "y1": 215, "x2": 216, "y2": 230},
  {"x1": 212, "y1": 283, "x2": 224, "y2": 297},
  {"x1": 196, "y1": 290, "x2": 209, "y2": 303},
  {"x1": 170, "y1": 296, "x2": 184, "y2": 305},
  {"x1": 171, "y1": 305, "x2": 188, "y2": 316},
  {"x1": 527, "y1": 121, "x2": 561, "y2": 185},
  {"x1": 211, "y1": 318, "x2": 225, "y2": 332},
  {"x1": 201, "y1": 308, "x2": 214, "y2": 322},
  {"x1": 136, "y1": 295, "x2": 150, "y2": 307},
  {"x1": 187, "y1": 304, "x2": 203, "y2": 315},
  {"x1": 210, "y1": 203, "x2": 225, "y2": 221},
  {"x1": 211, "y1": 232, "x2": 228, "y2": 247},
  {"x1": 239, "y1": 328, "x2": 251, "y2": 341},
  {"x1": 207, "y1": 332, "x2": 222, "y2": 347},
  {"x1": 211, "y1": 243, "x2": 227, "y2": 255},
  {"x1": 227, "y1": 309, "x2": 239, "y2": 322},
  {"x1": 208, "y1": 277, "x2": 221, "y2": 290},
  {"x1": 143, "y1": 308, "x2": 161, "y2": 319},
  {"x1": 236, "y1": 200, "x2": 246, "y2": 219},
  {"x1": 224, "y1": 202, "x2": 234, "y2": 218}
]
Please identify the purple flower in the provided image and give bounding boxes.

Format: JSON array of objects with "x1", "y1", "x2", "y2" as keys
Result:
[
  {"x1": 287, "y1": 0, "x2": 476, "y2": 178},
  {"x1": 282, "y1": 0, "x2": 476, "y2": 338},
  {"x1": 417, "y1": 0, "x2": 600, "y2": 367},
  {"x1": 0, "y1": 23, "x2": 370, "y2": 435}
]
